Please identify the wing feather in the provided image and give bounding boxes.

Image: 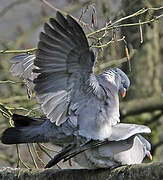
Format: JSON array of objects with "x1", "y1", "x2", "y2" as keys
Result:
[
  {"x1": 33, "y1": 12, "x2": 120, "y2": 140},
  {"x1": 9, "y1": 54, "x2": 36, "y2": 88},
  {"x1": 8, "y1": 12, "x2": 121, "y2": 140}
]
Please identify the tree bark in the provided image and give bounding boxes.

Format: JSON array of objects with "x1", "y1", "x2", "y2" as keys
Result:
[{"x1": 0, "y1": 162, "x2": 163, "y2": 180}]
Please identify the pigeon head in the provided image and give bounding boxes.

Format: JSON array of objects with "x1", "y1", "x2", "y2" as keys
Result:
[
  {"x1": 138, "y1": 135, "x2": 152, "y2": 161},
  {"x1": 104, "y1": 68, "x2": 130, "y2": 98}
]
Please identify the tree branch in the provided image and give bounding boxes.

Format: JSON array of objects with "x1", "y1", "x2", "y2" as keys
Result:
[
  {"x1": 120, "y1": 96, "x2": 163, "y2": 118},
  {"x1": 0, "y1": 48, "x2": 36, "y2": 54},
  {"x1": 0, "y1": 162, "x2": 163, "y2": 180},
  {"x1": 87, "y1": 6, "x2": 163, "y2": 37},
  {"x1": 0, "y1": 6, "x2": 163, "y2": 54}
]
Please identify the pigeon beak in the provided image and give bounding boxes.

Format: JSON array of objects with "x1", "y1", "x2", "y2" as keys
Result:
[
  {"x1": 121, "y1": 88, "x2": 126, "y2": 98},
  {"x1": 147, "y1": 151, "x2": 152, "y2": 161}
]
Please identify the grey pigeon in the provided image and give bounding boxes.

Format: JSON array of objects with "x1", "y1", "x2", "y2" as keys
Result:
[
  {"x1": 1, "y1": 12, "x2": 152, "y2": 169},
  {"x1": 33, "y1": 12, "x2": 130, "y2": 140},
  {"x1": 73, "y1": 135, "x2": 152, "y2": 169},
  {"x1": 45, "y1": 124, "x2": 152, "y2": 169},
  {"x1": 1, "y1": 114, "x2": 74, "y2": 146},
  {"x1": 6, "y1": 11, "x2": 130, "y2": 142}
]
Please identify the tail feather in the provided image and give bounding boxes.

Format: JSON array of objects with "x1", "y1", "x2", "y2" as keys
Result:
[
  {"x1": 45, "y1": 144, "x2": 74, "y2": 168},
  {"x1": 12, "y1": 114, "x2": 45, "y2": 127},
  {"x1": 45, "y1": 140, "x2": 108, "y2": 168},
  {"x1": 1, "y1": 113, "x2": 73, "y2": 146},
  {"x1": 1, "y1": 114, "x2": 48, "y2": 145},
  {"x1": 1, "y1": 128, "x2": 23, "y2": 144}
]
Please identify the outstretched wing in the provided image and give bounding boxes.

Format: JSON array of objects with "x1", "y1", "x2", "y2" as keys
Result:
[
  {"x1": 45, "y1": 124, "x2": 151, "y2": 168},
  {"x1": 33, "y1": 11, "x2": 104, "y2": 126},
  {"x1": 10, "y1": 54, "x2": 36, "y2": 88},
  {"x1": 108, "y1": 123, "x2": 151, "y2": 141},
  {"x1": 10, "y1": 54, "x2": 36, "y2": 81}
]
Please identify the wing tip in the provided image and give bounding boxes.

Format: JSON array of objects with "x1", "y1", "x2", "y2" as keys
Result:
[
  {"x1": 56, "y1": 11, "x2": 63, "y2": 18},
  {"x1": 142, "y1": 125, "x2": 151, "y2": 134}
]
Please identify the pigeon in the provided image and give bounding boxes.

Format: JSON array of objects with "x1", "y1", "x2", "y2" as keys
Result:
[
  {"x1": 33, "y1": 12, "x2": 130, "y2": 141},
  {"x1": 1, "y1": 12, "x2": 152, "y2": 170},
  {"x1": 1, "y1": 114, "x2": 74, "y2": 146},
  {"x1": 45, "y1": 124, "x2": 152, "y2": 169},
  {"x1": 3, "y1": 11, "x2": 130, "y2": 143}
]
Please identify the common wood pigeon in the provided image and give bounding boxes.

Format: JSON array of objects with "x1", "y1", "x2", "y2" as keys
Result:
[
  {"x1": 5, "y1": 11, "x2": 130, "y2": 142},
  {"x1": 45, "y1": 124, "x2": 152, "y2": 169},
  {"x1": 1, "y1": 11, "x2": 152, "y2": 170}
]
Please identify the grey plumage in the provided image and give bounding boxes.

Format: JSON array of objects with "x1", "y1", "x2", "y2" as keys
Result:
[
  {"x1": 1, "y1": 114, "x2": 74, "y2": 146},
  {"x1": 10, "y1": 54, "x2": 36, "y2": 88},
  {"x1": 8, "y1": 11, "x2": 130, "y2": 141},
  {"x1": 73, "y1": 135, "x2": 151, "y2": 169},
  {"x1": 33, "y1": 11, "x2": 130, "y2": 140},
  {"x1": 1, "y1": 11, "x2": 152, "y2": 169},
  {"x1": 45, "y1": 125, "x2": 151, "y2": 169}
]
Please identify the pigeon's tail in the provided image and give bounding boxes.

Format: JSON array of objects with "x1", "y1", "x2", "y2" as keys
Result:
[
  {"x1": 12, "y1": 114, "x2": 45, "y2": 127},
  {"x1": 45, "y1": 139, "x2": 107, "y2": 168},
  {"x1": 1, "y1": 114, "x2": 49, "y2": 144}
]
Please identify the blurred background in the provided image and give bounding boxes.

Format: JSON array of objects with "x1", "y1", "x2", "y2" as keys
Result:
[{"x1": 0, "y1": 0, "x2": 163, "y2": 169}]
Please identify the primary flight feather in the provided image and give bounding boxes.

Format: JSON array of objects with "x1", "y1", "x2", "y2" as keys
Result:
[
  {"x1": 33, "y1": 11, "x2": 130, "y2": 140},
  {"x1": 4, "y1": 11, "x2": 130, "y2": 141}
]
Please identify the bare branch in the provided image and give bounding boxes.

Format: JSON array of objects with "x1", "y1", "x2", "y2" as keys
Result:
[
  {"x1": 27, "y1": 144, "x2": 38, "y2": 168},
  {"x1": 0, "y1": 6, "x2": 163, "y2": 54},
  {"x1": 40, "y1": 0, "x2": 89, "y2": 27},
  {"x1": 87, "y1": 7, "x2": 163, "y2": 37},
  {"x1": 91, "y1": 36, "x2": 125, "y2": 48},
  {"x1": 120, "y1": 96, "x2": 163, "y2": 118},
  {"x1": 139, "y1": 20, "x2": 143, "y2": 43},
  {"x1": 0, "y1": 48, "x2": 36, "y2": 54}
]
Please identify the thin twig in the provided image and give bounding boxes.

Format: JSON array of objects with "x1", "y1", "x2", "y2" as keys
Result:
[
  {"x1": 16, "y1": 145, "x2": 30, "y2": 168},
  {"x1": 40, "y1": 0, "x2": 89, "y2": 27},
  {"x1": 0, "y1": 80, "x2": 24, "y2": 84},
  {"x1": 0, "y1": 48, "x2": 36, "y2": 54},
  {"x1": 139, "y1": 20, "x2": 143, "y2": 43},
  {"x1": 108, "y1": 6, "x2": 163, "y2": 27},
  {"x1": 87, "y1": 7, "x2": 163, "y2": 37},
  {"x1": 27, "y1": 143, "x2": 38, "y2": 168},
  {"x1": 109, "y1": 8, "x2": 147, "y2": 27},
  {"x1": 16, "y1": 145, "x2": 20, "y2": 168},
  {"x1": 97, "y1": 49, "x2": 136, "y2": 71},
  {"x1": 37, "y1": 143, "x2": 53, "y2": 159},
  {"x1": 107, "y1": 15, "x2": 162, "y2": 29},
  {"x1": 40, "y1": 0, "x2": 62, "y2": 14},
  {"x1": 92, "y1": 36, "x2": 125, "y2": 48},
  {"x1": 37, "y1": 143, "x2": 61, "y2": 169},
  {"x1": 39, "y1": 143, "x2": 59, "y2": 153},
  {"x1": 32, "y1": 143, "x2": 45, "y2": 166},
  {"x1": 0, "y1": 103, "x2": 12, "y2": 119},
  {"x1": 0, "y1": 103, "x2": 30, "y2": 114},
  {"x1": 123, "y1": 38, "x2": 131, "y2": 72},
  {"x1": 0, "y1": 7, "x2": 162, "y2": 54}
]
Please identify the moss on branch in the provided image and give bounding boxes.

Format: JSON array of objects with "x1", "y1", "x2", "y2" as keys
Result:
[{"x1": 0, "y1": 162, "x2": 163, "y2": 180}]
